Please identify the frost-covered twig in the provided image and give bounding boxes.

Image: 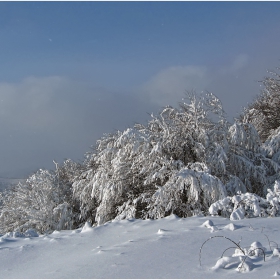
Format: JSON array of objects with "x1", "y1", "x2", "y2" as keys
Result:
[
  {"x1": 263, "y1": 233, "x2": 278, "y2": 251},
  {"x1": 199, "y1": 235, "x2": 245, "y2": 267},
  {"x1": 221, "y1": 246, "x2": 238, "y2": 258}
]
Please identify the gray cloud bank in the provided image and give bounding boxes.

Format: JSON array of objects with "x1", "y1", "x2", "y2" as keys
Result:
[
  {"x1": 0, "y1": 76, "x2": 157, "y2": 178},
  {"x1": 0, "y1": 54, "x2": 277, "y2": 178}
]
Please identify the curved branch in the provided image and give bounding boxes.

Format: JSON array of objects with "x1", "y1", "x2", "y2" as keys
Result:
[{"x1": 199, "y1": 235, "x2": 245, "y2": 267}]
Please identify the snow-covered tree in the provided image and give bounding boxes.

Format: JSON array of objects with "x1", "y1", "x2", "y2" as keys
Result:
[
  {"x1": 73, "y1": 93, "x2": 234, "y2": 224},
  {"x1": 72, "y1": 151, "x2": 99, "y2": 225},
  {"x1": 238, "y1": 67, "x2": 280, "y2": 193},
  {"x1": 0, "y1": 160, "x2": 81, "y2": 234},
  {"x1": 224, "y1": 122, "x2": 275, "y2": 197},
  {"x1": 147, "y1": 164, "x2": 226, "y2": 218}
]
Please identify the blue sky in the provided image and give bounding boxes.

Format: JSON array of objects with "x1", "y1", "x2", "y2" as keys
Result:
[{"x1": 0, "y1": 1, "x2": 280, "y2": 178}]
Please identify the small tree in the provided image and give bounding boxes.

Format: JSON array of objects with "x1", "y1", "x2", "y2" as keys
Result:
[{"x1": 0, "y1": 160, "x2": 81, "y2": 234}]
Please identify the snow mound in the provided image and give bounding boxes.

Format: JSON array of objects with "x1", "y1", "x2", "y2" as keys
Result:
[
  {"x1": 248, "y1": 241, "x2": 265, "y2": 256},
  {"x1": 273, "y1": 248, "x2": 280, "y2": 257},
  {"x1": 81, "y1": 222, "x2": 93, "y2": 233},
  {"x1": 157, "y1": 229, "x2": 167, "y2": 234},
  {"x1": 236, "y1": 256, "x2": 254, "y2": 272},
  {"x1": 24, "y1": 229, "x2": 39, "y2": 237},
  {"x1": 224, "y1": 223, "x2": 237, "y2": 231},
  {"x1": 230, "y1": 208, "x2": 245, "y2": 220},
  {"x1": 201, "y1": 220, "x2": 218, "y2": 232},
  {"x1": 202, "y1": 219, "x2": 214, "y2": 227},
  {"x1": 212, "y1": 256, "x2": 235, "y2": 270}
]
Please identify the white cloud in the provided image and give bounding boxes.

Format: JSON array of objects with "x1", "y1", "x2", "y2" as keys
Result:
[
  {"x1": 142, "y1": 65, "x2": 210, "y2": 107},
  {"x1": 218, "y1": 54, "x2": 249, "y2": 75},
  {"x1": 231, "y1": 54, "x2": 249, "y2": 72},
  {"x1": 141, "y1": 54, "x2": 251, "y2": 113},
  {"x1": 0, "y1": 76, "x2": 69, "y2": 129}
]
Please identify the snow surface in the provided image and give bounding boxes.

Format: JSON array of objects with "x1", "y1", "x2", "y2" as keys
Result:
[{"x1": 0, "y1": 215, "x2": 280, "y2": 278}]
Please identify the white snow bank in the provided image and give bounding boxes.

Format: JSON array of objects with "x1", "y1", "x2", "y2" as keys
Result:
[{"x1": 0, "y1": 215, "x2": 279, "y2": 278}]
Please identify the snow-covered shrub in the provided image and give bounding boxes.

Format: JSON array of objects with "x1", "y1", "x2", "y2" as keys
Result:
[
  {"x1": 0, "y1": 161, "x2": 80, "y2": 234},
  {"x1": 146, "y1": 166, "x2": 226, "y2": 218},
  {"x1": 209, "y1": 180, "x2": 280, "y2": 219},
  {"x1": 209, "y1": 192, "x2": 267, "y2": 220},
  {"x1": 266, "y1": 180, "x2": 280, "y2": 217}
]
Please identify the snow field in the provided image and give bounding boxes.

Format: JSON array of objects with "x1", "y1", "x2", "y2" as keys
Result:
[{"x1": 0, "y1": 215, "x2": 280, "y2": 278}]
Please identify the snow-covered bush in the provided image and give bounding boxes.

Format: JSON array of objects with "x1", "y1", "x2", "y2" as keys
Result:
[
  {"x1": 0, "y1": 160, "x2": 81, "y2": 234},
  {"x1": 146, "y1": 166, "x2": 226, "y2": 218},
  {"x1": 209, "y1": 180, "x2": 280, "y2": 219},
  {"x1": 266, "y1": 180, "x2": 280, "y2": 216}
]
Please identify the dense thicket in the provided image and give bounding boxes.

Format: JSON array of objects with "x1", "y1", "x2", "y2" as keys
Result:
[
  {"x1": 1, "y1": 67, "x2": 280, "y2": 234},
  {"x1": 71, "y1": 93, "x2": 278, "y2": 226}
]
